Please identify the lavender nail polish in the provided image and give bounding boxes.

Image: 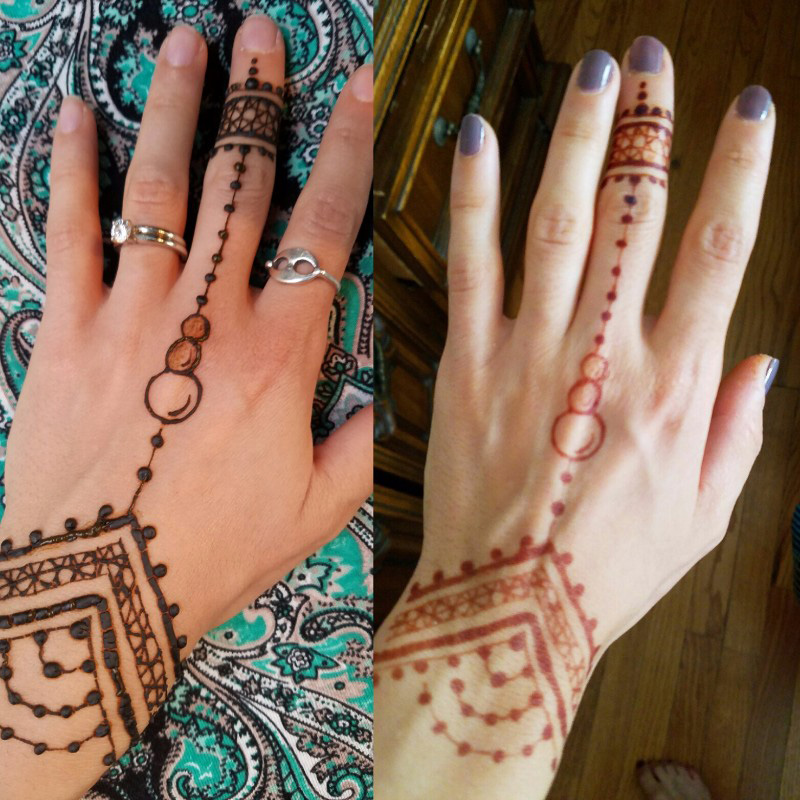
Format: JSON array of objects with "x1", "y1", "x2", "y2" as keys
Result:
[
  {"x1": 629, "y1": 36, "x2": 664, "y2": 74},
  {"x1": 764, "y1": 357, "x2": 779, "y2": 394},
  {"x1": 459, "y1": 114, "x2": 484, "y2": 156},
  {"x1": 577, "y1": 50, "x2": 613, "y2": 93},
  {"x1": 737, "y1": 85, "x2": 772, "y2": 122}
]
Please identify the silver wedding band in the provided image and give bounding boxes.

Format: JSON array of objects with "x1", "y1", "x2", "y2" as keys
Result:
[
  {"x1": 267, "y1": 248, "x2": 341, "y2": 293},
  {"x1": 109, "y1": 218, "x2": 188, "y2": 262}
]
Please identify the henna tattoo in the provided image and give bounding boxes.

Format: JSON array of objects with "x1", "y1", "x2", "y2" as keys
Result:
[
  {"x1": 376, "y1": 540, "x2": 596, "y2": 769},
  {"x1": 377, "y1": 83, "x2": 673, "y2": 769},
  {"x1": 210, "y1": 61, "x2": 283, "y2": 160},
  {"x1": 0, "y1": 59, "x2": 283, "y2": 763},
  {"x1": 601, "y1": 82, "x2": 672, "y2": 188}
]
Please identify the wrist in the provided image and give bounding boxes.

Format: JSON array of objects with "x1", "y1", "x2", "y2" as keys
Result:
[
  {"x1": 378, "y1": 533, "x2": 597, "y2": 772},
  {"x1": 0, "y1": 504, "x2": 185, "y2": 779}
]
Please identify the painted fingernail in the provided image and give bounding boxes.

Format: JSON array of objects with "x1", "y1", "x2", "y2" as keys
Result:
[
  {"x1": 240, "y1": 15, "x2": 281, "y2": 53},
  {"x1": 737, "y1": 85, "x2": 772, "y2": 121},
  {"x1": 350, "y1": 64, "x2": 373, "y2": 103},
  {"x1": 577, "y1": 50, "x2": 613, "y2": 92},
  {"x1": 764, "y1": 357, "x2": 779, "y2": 394},
  {"x1": 58, "y1": 96, "x2": 84, "y2": 133},
  {"x1": 164, "y1": 25, "x2": 201, "y2": 67},
  {"x1": 629, "y1": 36, "x2": 664, "y2": 74},
  {"x1": 459, "y1": 114, "x2": 484, "y2": 156}
]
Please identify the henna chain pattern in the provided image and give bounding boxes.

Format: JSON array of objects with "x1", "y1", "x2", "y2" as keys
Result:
[
  {"x1": 376, "y1": 82, "x2": 673, "y2": 771},
  {"x1": 0, "y1": 59, "x2": 283, "y2": 763}
]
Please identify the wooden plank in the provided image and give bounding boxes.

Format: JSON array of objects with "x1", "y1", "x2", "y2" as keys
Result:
[
  {"x1": 535, "y1": 0, "x2": 611, "y2": 63},
  {"x1": 663, "y1": 632, "x2": 723, "y2": 765},
  {"x1": 739, "y1": 587, "x2": 800, "y2": 797},
  {"x1": 700, "y1": 647, "x2": 758, "y2": 797},
  {"x1": 723, "y1": 386, "x2": 800, "y2": 654}
]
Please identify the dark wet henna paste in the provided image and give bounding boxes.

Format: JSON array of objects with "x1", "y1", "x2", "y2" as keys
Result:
[{"x1": 0, "y1": 59, "x2": 282, "y2": 763}]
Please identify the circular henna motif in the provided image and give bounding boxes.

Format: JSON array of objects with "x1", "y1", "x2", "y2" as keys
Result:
[
  {"x1": 567, "y1": 379, "x2": 602, "y2": 414},
  {"x1": 180, "y1": 313, "x2": 210, "y2": 341},
  {"x1": 581, "y1": 353, "x2": 609, "y2": 381},
  {"x1": 551, "y1": 410, "x2": 606, "y2": 461},
  {"x1": 165, "y1": 338, "x2": 201, "y2": 373},
  {"x1": 145, "y1": 371, "x2": 203, "y2": 424}
]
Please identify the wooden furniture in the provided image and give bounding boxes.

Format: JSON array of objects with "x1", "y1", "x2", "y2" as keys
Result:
[{"x1": 373, "y1": 0, "x2": 570, "y2": 623}]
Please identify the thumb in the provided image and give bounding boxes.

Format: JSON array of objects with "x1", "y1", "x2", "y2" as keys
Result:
[
  {"x1": 695, "y1": 354, "x2": 777, "y2": 536},
  {"x1": 302, "y1": 404, "x2": 373, "y2": 540}
]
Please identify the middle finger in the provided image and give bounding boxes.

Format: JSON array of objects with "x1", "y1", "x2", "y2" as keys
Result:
[{"x1": 572, "y1": 36, "x2": 674, "y2": 342}]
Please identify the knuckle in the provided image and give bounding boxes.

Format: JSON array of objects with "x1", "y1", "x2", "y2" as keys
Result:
[
  {"x1": 125, "y1": 165, "x2": 185, "y2": 212},
  {"x1": 299, "y1": 189, "x2": 360, "y2": 241},
  {"x1": 46, "y1": 222, "x2": 99, "y2": 259},
  {"x1": 693, "y1": 219, "x2": 747, "y2": 268},
  {"x1": 451, "y1": 187, "x2": 487, "y2": 214},
  {"x1": 528, "y1": 203, "x2": 581, "y2": 249},
  {"x1": 719, "y1": 144, "x2": 764, "y2": 173},
  {"x1": 556, "y1": 118, "x2": 601, "y2": 146},
  {"x1": 327, "y1": 120, "x2": 371, "y2": 152},
  {"x1": 645, "y1": 359, "x2": 701, "y2": 434}
]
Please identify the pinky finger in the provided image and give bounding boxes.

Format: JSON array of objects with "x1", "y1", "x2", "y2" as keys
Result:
[
  {"x1": 446, "y1": 115, "x2": 504, "y2": 362},
  {"x1": 46, "y1": 96, "x2": 104, "y2": 321}
]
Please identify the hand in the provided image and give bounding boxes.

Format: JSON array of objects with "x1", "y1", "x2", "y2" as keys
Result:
[
  {"x1": 375, "y1": 37, "x2": 774, "y2": 799},
  {"x1": 0, "y1": 17, "x2": 372, "y2": 799}
]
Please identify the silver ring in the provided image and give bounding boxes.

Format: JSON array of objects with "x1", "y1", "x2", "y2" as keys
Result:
[
  {"x1": 109, "y1": 218, "x2": 188, "y2": 262},
  {"x1": 266, "y1": 248, "x2": 341, "y2": 293}
]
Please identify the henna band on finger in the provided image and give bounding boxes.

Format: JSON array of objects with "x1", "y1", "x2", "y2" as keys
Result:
[
  {"x1": 600, "y1": 82, "x2": 673, "y2": 189},
  {"x1": 210, "y1": 63, "x2": 284, "y2": 160}
]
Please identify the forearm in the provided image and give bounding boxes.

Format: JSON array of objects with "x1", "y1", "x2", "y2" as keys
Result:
[
  {"x1": 375, "y1": 536, "x2": 600, "y2": 799},
  {"x1": 0, "y1": 508, "x2": 192, "y2": 800}
]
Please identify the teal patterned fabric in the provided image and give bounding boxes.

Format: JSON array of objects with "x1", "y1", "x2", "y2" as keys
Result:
[{"x1": 0, "y1": 2, "x2": 373, "y2": 798}]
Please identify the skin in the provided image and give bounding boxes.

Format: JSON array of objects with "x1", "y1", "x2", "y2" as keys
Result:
[
  {"x1": 375, "y1": 40, "x2": 774, "y2": 798},
  {"x1": 0, "y1": 17, "x2": 372, "y2": 799}
]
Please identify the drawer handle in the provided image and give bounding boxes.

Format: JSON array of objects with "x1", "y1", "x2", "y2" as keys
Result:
[{"x1": 434, "y1": 27, "x2": 486, "y2": 147}]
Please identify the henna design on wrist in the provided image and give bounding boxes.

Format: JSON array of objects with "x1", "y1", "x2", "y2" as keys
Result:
[
  {"x1": 0, "y1": 58, "x2": 282, "y2": 764},
  {"x1": 377, "y1": 83, "x2": 673, "y2": 771}
]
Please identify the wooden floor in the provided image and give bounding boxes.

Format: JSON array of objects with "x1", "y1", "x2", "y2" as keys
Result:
[{"x1": 535, "y1": 1, "x2": 800, "y2": 798}]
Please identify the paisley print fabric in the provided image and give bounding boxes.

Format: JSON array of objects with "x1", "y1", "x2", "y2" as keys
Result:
[{"x1": 0, "y1": 1, "x2": 373, "y2": 797}]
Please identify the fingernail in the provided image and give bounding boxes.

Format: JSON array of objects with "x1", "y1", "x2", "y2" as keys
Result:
[
  {"x1": 58, "y1": 96, "x2": 84, "y2": 133},
  {"x1": 240, "y1": 15, "x2": 280, "y2": 53},
  {"x1": 459, "y1": 114, "x2": 484, "y2": 156},
  {"x1": 764, "y1": 357, "x2": 779, "y2": 394},
  {"x1": 350, "y1": 65, "x2": 373, "y2": 103},
  {"x1": 629, "y1": 36, "x2": 664, "y2": 74},
  {"x1": 737, "y1": 85, "x2": 772, "y2": 122},
  {"x1": 164, "y1": 25, "x2": 201, "y2": 67},
  {"x1": 577, "y1": 50, "x2": 613, "y2": 92}
]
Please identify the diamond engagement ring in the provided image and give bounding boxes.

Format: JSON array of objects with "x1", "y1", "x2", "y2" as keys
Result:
[
  {"x1": 109, "y1": 218, "x2": 188, "y2": 262},
  {"x1": 266, "y1": 248, "x2": 341, "y2": 292}
]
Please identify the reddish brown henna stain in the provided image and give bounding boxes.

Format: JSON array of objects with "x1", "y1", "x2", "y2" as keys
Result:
[{"x1": 376, "y1": 83, "x2": 673, "y2": 768}]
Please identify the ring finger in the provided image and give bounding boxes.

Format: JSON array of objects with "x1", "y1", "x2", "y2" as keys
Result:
[
  {"x1": 111, "y1": 25, "x2": 207, "y2": 306},
  {"x1": 257, "y1": 64, "x2": 373, "y2": 385}
]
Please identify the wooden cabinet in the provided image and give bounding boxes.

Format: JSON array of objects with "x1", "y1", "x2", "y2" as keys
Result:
[{"x1": 374, "y1": 0, "x2": 570, "y2": 623}]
